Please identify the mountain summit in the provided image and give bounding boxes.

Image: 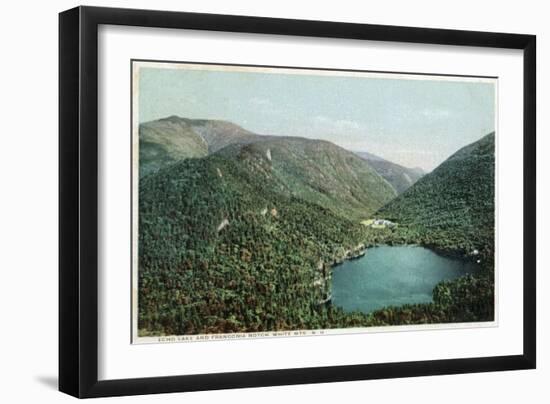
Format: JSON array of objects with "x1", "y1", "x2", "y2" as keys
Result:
[{"x1": 139, "y1": 116, "x2": 259, "y2": 177}]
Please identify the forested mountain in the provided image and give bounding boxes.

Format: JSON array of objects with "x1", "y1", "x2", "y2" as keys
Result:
[
  {"x1": 138, "y1": 148, "x2": 384, "y2": 335},
  {"x1": 378, "y1": 132, "x2": 495, "y2": 259},
  {"x1": 217, "y1": 137, "x2": 397, "y2": 221},
  {"x1": 139, "y1": 116, "x2": 259, "y2": 177},
  {"x1": 137, "y1": 117, "x2": 495, "y2": 335},
  {"x1": 188, "y1": 118, "x2": 259, "y2": 152},
  {"x1": 355, "y1": 151, "x2": 424, "y2": 194},
  {"x1": 370, "y1": 133, "x2": 496, "y2": 324},
  {"x1": 139, "y1": 117, "x2": 396, "y2": 220}
]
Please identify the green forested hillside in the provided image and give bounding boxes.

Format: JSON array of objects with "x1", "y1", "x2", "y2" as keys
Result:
[
  {"x1": 137, "y1": 119, "x2": 496, "y2": 336},
  {"x1": 366, "y1": 133, "x2": 496, "y2": 324},
  {"x1": 355, "y1": 151, "x2": 424, "y2": 194},
  {"x1": 140, "y1": 116, "x2": 396, "y2": 220},
  {"x1": 138, "y1": 134, "x2": 401, "y2": 335},
  {"x1": 138, "y1": 151, "x2": 378, "y2": 335},
  {"x1": 217, "y1": 137, "x2": 397, "y2": 221},
  {"x1": 378, "y1": 132, "x2": 495, "y2": 260}
]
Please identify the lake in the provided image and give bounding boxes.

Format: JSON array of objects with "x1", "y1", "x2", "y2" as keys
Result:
[{"x1": 331, "y1": 245, "x2": 480, "y2": 314}]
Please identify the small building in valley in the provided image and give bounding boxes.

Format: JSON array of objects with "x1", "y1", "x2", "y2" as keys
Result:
[{"x1": 361, "y1": 218, "x2": 397, "y2": 229}]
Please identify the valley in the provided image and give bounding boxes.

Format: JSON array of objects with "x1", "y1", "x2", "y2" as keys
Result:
[{"x1": 137, "y1": 116, "x2": 495, "y2": 336}]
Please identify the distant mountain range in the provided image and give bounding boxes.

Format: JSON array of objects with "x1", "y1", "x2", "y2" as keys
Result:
[
  {"x1": 139, "y1": 116, "x2": 423, "y2": 196},
  {"x1": 139, "y1": 116, "x2": 398, "y2": 223},
  {"x1": 355, "y1": 151, "x2": 424, "y2": 194},
  {"x1": 137, "y1": 124, "x2": 395, "y2": 334},
  {"x1": 137, "y1": 115, "x2": 495, "y2": 335}
]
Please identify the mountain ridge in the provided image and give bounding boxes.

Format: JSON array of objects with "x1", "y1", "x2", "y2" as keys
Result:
[
  {"x1": 139, "y1": 116, "x2": 261, "y2": 177},
  {"x1": 355, "y1": 151, "x2": 425, "y2": 194},
  {"x1": 139, "y1": 115, "x2": 423, "y2": 200},
  {"x1": 378, "y1": 132, "x2": 495, "y2": 258},
  {"x1": 215, "y1": 136, "x2": 397, "y2": 220},
  {"x1": 137, "y1": 120, "x2": 496, "y2": 334}
]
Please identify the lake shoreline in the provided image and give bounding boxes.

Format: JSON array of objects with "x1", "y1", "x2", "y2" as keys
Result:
[{"x1": 329, "y1": 245, "x2": 481, "y2": 315}]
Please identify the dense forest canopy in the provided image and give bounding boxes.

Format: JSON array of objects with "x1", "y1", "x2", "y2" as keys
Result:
[
  {"x1": 378, "y1": 132, "x2": 495, "y2": 260},
  {"x1": 137, "y1": 117, "x2": 495, "y2": 336}
]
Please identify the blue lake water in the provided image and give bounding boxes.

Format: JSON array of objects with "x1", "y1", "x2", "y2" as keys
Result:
[{"x1": 331, "y1": 245, "x2": 480, "y2": 314}]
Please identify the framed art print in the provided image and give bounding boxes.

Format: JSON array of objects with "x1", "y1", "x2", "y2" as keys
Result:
[{"x1": 59, "y1": 6, "x2": 536, "y2": 398}]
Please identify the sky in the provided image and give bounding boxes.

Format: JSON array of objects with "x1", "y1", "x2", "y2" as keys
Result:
[{"x1": 138, "y1": 65, "x2": 496, "y2": 172}]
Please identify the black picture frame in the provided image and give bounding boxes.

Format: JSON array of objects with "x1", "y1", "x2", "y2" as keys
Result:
[{"x1": 59, "y1": 5, "x2": 536, "y2": 398}]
